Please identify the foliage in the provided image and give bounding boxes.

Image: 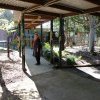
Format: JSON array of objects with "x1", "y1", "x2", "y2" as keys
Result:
[
  {"x1": 42, "y1": 43, "x2": 82, "y2": 65},
  {"x1": 53, "y1": 14, "x2": 100, "y2": 38},
  {"x1": 43, "y1": 42, "x2": 51, "y2": 50},
  {"x1": 66, "y1": 55, "x2": 82, "y2": 65},
  {"x1": 42, "y1": 42, "x2": 51, "y2": 60},
  {"x1": 11, "y1": 38, "x2": 17, "y2": 45},
  {"x1": 42, "y1": 43, "x2": 59, "y2": 61},
  {"x1": 66, "y1": 55, "x2": 75, "y2": 65},
  {"x1": 64, "y1": 14, "x2": 90, "y2": 33},
  {"x1": 10, "y1": 37, "x2": 18, "y2": 50},
  {"x1": 0, "y1": 8, "x2": 14, "y2": 31}
]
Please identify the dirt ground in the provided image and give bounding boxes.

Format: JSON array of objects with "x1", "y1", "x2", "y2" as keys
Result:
[{"x1": 0, "y1": 48, "x2": 41, "y2": 100}]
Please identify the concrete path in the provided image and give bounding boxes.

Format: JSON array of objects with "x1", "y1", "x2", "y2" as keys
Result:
[
  {"x1": 25, "y1": 48, "x2": 100, "y2": 100},
  {"x1": 25, "y1": 48, "x2": 53, "y2": 76},
  {"x1": 31, "y1": 69, "x2": 100, "y2": 100}
]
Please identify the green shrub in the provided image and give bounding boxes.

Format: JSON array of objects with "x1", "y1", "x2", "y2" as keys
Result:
[{"x1": 67, "y1": 55, "x2": 76, "y2": 65}]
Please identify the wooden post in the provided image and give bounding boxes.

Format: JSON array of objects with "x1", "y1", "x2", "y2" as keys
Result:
[
  {"x1": 18, "y1": 23, "x2": 21, "y2": 57},
  {"x1": 50, "y1": 19, "x2": 53, "y2": 64},
  {"x1": 59, "y1": 15, "x2": 64, "y2": 67},
  {"x1": 40, "y1": 24, "x2": 43, "y2": 42},
  {"x1": 7, "y1": 37, "x2": 10, "y2": 57},
  {"x1": 21, "y1": 14, "x2": 26, "y2": 72}
]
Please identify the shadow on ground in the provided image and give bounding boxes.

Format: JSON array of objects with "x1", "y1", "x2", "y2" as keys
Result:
[
  {"x1": 0, "y1": 67, "x2": 21, "y2": 100},
  {"x1": 24, "y1": 67, "x2": 100, "y2": 100}
]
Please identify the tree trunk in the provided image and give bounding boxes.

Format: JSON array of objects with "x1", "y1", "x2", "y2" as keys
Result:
[{"x1": 89, "y1": 15, "x2": 96, "y2": 53}]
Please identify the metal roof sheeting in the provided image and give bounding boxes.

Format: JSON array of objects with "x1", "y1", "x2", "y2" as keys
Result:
[
  {"x1": 0, "y1": 0, "x2": 35, "y2": 8},
  {"x1": 0, "y1": 0, "x2": 99, "y2": 28},
  {"x1": 38, "y1": 7, "x2": 71, "y2": 14},
  {"x1": 59, "y1": 0, "x2": 98, "y2": 9}
]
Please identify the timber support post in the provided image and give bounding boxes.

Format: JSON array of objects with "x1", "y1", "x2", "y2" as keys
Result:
[
  {"x1": 18, "y1": 23, "x2": 21, "y2": 57},
  {"x1": 50, "y1": 19, "x2": 53, "y2": 64},
  {"x1": 7, "y1": 36, "x2": 10, "y2": 58},
  {"x1": 59, "y1": 15, "x2": 64, "y2": 67},
  {"x1": 21, "y1": 13, "x2": 26, "y2": 72},
  {"x1": 40, "y1": 24, "x2": 43, "y2": 43}
]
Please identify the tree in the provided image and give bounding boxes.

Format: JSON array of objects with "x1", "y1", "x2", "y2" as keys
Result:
[{"x1": 0, "y1": 8, "x2": 13, "y2": 31}]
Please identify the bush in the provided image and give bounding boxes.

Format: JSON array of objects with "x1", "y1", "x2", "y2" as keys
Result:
[{"x1": 67, "y1": 55, "x2": 76, "y2": 65}]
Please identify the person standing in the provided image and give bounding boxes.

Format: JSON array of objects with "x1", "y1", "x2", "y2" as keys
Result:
[{"x1": 33, "y1": 32, "x2": 41, "y2": 65}]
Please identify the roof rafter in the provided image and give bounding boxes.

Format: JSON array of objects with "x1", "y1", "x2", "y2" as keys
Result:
[
  {"x1": 0, "y1": 3, "x2": 25, "y2": 11},
  {"x1": 64, "y1": 12, "x2": 78, "y2": 17},
  {"x1": 31, "y1": 10, "x2": 61, "y2": 17},
  {"x1": 19, "y1": 0, "x2": 57, "y2": 5},
  {"x1": 64, "y1": 6, "x2": 100, "y2": 17},
  {"x1": 19, "y1": 0, "x2": 44, "y2": 5},
  {"x1": 50, "y1": 3, "x2": 83, "y2": 13},
  {"x1": 23, "y1": 0, "x2": 60, "y2": 13},
  {"x1": 24, "y1": 14, "x2": 55, "y2": 19},
  {"x1": 91, "y1": 12, "x2": 100, "y2": 16},
  {"x1": 84, "y1": 6, "x2": 100, "y2": 13},
  {"x1": 85, "y1": 0, "x2": 100, "y2": 5}
]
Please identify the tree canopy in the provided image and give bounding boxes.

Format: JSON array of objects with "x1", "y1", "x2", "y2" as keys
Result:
[{"x1": 0, "y1": 9, "x2": 14, "y2": 31}]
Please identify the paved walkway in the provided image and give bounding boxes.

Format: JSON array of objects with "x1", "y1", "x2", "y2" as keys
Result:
[
  {"x1": 25, "y1": 48, "x2": 100, "y2": 100},
  {"x1": 25, "y1": 48, "x2": 53, "y2": 76}
]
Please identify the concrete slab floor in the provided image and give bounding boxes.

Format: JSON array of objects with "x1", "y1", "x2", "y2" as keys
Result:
[
  {"x1": 25, "y1": 48, "x2": 53, "y2": 76},
  {"x1": 29, "y1": 68, "x2": 100, "y2": 100},
  {"x1": 25, "y1": 48, "x2": 100, "y2": 100}
]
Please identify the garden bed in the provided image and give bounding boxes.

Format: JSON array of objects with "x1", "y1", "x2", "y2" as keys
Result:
[{"x1": 42, "y1": 43, "x2": 100, "y2": 67}]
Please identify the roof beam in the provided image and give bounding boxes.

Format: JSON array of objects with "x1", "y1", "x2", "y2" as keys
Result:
[
  {"x1": 64, "y1": 12, "x2": 78, "y2": 17},
  {"x1": 24, "y1": 14, "x2": 55, "y2": 19},
  {"x1": 31, "y1": 10, "x2": 61, "y2": 17},
  {"x1": 19, "y1": 0, "x2": 44, "y2": 5},
  {"x1": 91, "y1": 12, "x2": 100, "y2": 16},
  {"x1": 20, "y1": 0, "x2": 56, "y2": 5},
  {"x1": 25, "y1": 21, "x2": 32, "y2": 23},
  {"x1": 84, "y1": 6, "x2": 100, "y2": 13},
  {"x1": 23, "y1": 0, "x2": 60, "y2": 13},
  {"x1": 25, "y1": 23, "x2": 39, "y2": 28},
  {"x1": 34, "y1": 20, "x2": 46, "y2": 23},
  {"x1": 85, "y1": 0, "x2": 100, "y2": 5},
  {"x1": 50, "y1": 4, "x2": 83, "y2": 13},
  {"x1": 25, "y1": 20, "x2": 47, "y2": 24},
  {"x1": 64, "y1": 6, "x2": 100, "y2": 17},
  {"x1": 25, "y1": 19, "x2": 50, "y2": 29},
  {"x1": 0, "y1": 3, "x2": 25, "y2": 11},
  {"x1": 24, "y1": 15, "x2": 40, "y2": 19}
]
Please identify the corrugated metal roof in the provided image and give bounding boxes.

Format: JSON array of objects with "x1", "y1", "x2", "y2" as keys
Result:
[
  {"x1": 0, "y1": 0, "x2": 99, "y2": 28},
  {"x1": 0, "y1": 0, "x2": 35, "y2": 8},
  {"x1": 38, "y1": 7, "x2": 71, "y2": 14},
  {"x1": 59, "y1": 0, "x2": 97, "y2": 9}
]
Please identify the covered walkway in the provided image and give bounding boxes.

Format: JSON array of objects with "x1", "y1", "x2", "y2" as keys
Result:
[
  {"x1": 0, "y1": 0, "x2": 100, "y2": 100},
  {"x1": 0, "y1": 45, "x2": 100, "y2": 100},
  {"x1": 25, "y1": 48, "x2": 53, "y2": 75},
  {"x1": 24, "y1": 47, "x2": 100, "y2": 100}
]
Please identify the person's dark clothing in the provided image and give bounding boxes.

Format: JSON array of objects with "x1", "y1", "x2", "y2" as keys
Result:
[{"x1": 34, "y1": 38, "x2": 41, "y2": 64}]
